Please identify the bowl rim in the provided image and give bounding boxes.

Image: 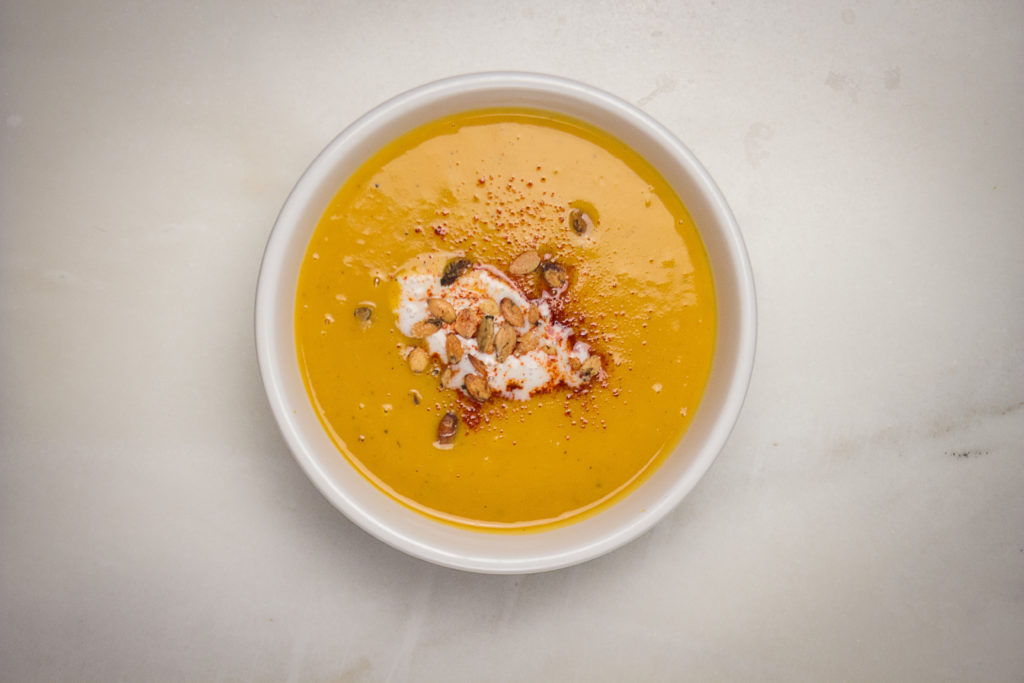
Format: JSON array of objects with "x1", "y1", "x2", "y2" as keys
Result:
[{"x1": 255, "y1": 71, "x2": 756, "y2": 573}]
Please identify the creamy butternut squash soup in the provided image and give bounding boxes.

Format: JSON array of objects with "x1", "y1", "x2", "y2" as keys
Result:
[{"x1": 295, "y1": 109, "x2": 715, "y2": 531}]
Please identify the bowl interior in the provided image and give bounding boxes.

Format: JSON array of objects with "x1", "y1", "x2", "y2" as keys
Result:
[{"x1": 255, "y1": 73, "x2": 755, "y2": 573}]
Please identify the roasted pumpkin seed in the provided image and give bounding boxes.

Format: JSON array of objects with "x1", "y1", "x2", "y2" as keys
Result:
[
  {"x1": 407, "y1": 347, "x2": 430, "y2": 373},
  {"x1": 494, "y1": 323, "x2": 518, "y2": 362},
  {"x1": 568, "y1": 207, "x2": 594, "y2": 235},
  {"x1": 464, "y1": 374, "x2": 491, "y2": 402},
  {"x1": 476, "y1": 315, "x2": 495, "y2": 353},
  {"x1": 427, "y1": 297, "x2": 457, "y2": 323},
  {"x1": 440, "y1": 257, "x2": 472, "y2": 286},
  {"x1": 478, "y1": 298, "x2": 499, "y2": 317},
  {"x1": 410, "y1": 318, "x2": 441, "y2": 337},
  {"x1": 509, "y1": 250, "x2": 541, "y2": 275},
  {"x1": 515, "y1": 327, "x2": 542, "y2": 354},
  {"x1": 499, "y1": 298, "x2": 525, "y2": 327},
  {"x1": 579, "y1": 355, "x2": 602, "y2": 381},
  {"x1": 437, "y1": 412, "x2": 459, "y2": 444},
  {"x1": 453, "y1": 308, "x2": 479, "y2": 338},
  {"x1": 467, "y1": 354, "x2": 489, "y2": 376},
  {"x1": 445, "y1": 333, "x2": 463, "y2": 364},
  {"x1": 541, "y1": 262, "x2": 568, "y2": 289}
]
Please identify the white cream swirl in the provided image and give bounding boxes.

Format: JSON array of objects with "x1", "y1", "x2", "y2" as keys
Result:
[{"x1": 395, "y1": 265, "x2": 592, "y2": 400}]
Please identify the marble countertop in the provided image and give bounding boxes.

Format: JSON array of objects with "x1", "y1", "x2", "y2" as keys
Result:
[{"x1": 2, "y1": 1, "x2": 1022, "y2": 680}]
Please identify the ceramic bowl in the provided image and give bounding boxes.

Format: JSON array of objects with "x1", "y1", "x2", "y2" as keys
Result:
[{"x1": 255, "y1": 72, "x2": 756, "y2": 573}]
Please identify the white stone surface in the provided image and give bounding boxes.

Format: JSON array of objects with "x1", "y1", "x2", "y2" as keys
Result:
[{"x1": 2, "y1": 1, "x2": 1022, "y2": 680}]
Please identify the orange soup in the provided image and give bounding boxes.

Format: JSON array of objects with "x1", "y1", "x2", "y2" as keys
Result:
[{"x1": 295, "y1": 109, "x2": 715, "y2": 531}]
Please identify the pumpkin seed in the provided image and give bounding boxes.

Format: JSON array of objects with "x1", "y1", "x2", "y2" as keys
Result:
[
  {"x1": 467, "y1": 354, "x2": 489, "y2": 376},
  {"x1": 476, "y1": 315, "x2": 495, "y2": 354},
  {"x1": 440, "y1": 257, "x2": 472, "y2": 286},
  {"x1": 478, "y1": 298, "x2": 499, "y2": 317},
  {"x1": 407, "y1": 347, "x2": 430, "y2": 373},
  {"x1": 568, "y1": 207, "x2": 594, "y2": 235},
  {"x1": 410, "y1": 318, "x2": 441, "y2": 337},
  {"x1": 494, "y1": 323, "x2": 518, "y2": 362},
  {"x1": 445, "y1": 333, "x2": 463, "y2": 364},
  {"x1": 427, "y1": 297, "x2": 456, "y2": 323},
  {"x1": 464, "y1": 374, "x2": 491, "y2": 403},
  {"x1": 453, "y1": 308, "x2": 478, "y2": 338},
  {"x1": 437, "y1": 412, "x2": 458, "y2": 445},
  {"x1": 579, "y1": 355, "x2": 602, "y2": 381},
  {"x1": 515, "y1": 328, "x2": 542, "y2": 354},
  {"x1": 541, "y1": 262, "x2": 568, "y2": 290},
  {"x1": 509, "y1": 250, "x2": 541, "y2": 275},
  {"x1": 499, "y1": 298, "x2": 525, "y2": 327}
]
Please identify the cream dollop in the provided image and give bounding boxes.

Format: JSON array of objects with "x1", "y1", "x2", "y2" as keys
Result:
[{"x1": 395, "y1": 264, "x2": 592, "y2": 400}]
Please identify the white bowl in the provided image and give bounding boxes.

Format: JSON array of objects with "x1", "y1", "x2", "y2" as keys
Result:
[{"x1": 255, "y1": 72, "x2": 756, "y2": 573}]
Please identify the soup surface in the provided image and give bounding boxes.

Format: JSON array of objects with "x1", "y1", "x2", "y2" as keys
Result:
[{"x1": 295, "y1": 109, "x2": 715, "y2": 531}]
